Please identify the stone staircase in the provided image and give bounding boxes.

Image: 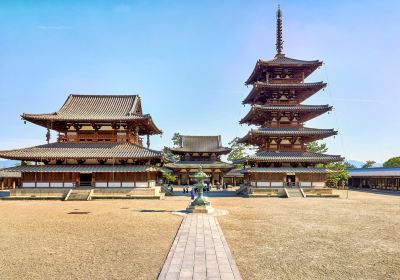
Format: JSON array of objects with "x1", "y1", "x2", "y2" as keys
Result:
[
  {"x1": 160, "y1": 185, "x2": 174, "y2": 196},
  {"x1": 65, "y1": 189, "x2": 92, "y2": 201},
  {"x1": 285, "y1": 188, "x2": 304, "y2": 198}
]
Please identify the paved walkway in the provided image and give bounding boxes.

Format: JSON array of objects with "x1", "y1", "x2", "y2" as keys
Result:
[{"x1": 158, "y1": 214, "x2": 242, "y2": 280}]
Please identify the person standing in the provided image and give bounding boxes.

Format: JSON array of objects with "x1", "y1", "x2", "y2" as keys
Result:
[{"x1": 190, "y1": 187, "x2": 195, "y2": 200}]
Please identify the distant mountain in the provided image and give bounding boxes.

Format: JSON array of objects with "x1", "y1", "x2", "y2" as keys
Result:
[
  {"x1": 347, "y1": 160, "x2": 383, "y2": 168},
  {"x1": 0, "y1": 160, "x2": 19, "y2": 168}
]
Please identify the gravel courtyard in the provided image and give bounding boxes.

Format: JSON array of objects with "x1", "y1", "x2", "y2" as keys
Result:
[
  {"x1": 0, "y1": 191, "x2": 399, "y2": 280},
  {"x1": 0, "y1": 198, "x2": 188, "y2": 280},
  {"x1": 213, "y1": 190, "x2": 400, "y2": 280}
]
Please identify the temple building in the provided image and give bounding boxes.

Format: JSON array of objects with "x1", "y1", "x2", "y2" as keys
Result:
[
  {"x1": 238, "y1": 6, "x2": 342, "y2": 191},
  {"x1": 165, "y1": 135, "x2": 234, "y2": 185},
  {"x1": 0, "y1": 94, "x2": 165, "y2": 189}
]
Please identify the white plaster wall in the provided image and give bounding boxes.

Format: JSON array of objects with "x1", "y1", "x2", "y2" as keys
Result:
[
  {"x1": 22, "y1": 182, "x2": 35, "y2": 188},
  {"x1": 136, "y1": 182, "x2": 148, "y2": 188},
  {"x1": 122, "y1": 182, "x2": 135, "y2": 187}
]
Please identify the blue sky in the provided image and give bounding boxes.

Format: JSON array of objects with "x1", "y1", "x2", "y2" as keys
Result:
[{"x1": 0, "y1": 0, "x2": 399, "y2": 163}]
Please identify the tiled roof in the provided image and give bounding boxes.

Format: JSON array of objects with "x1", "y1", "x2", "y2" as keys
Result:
[
  {"x1": 252, "y1": 104, "x2": 331, "y2": 111},
  {"x1": 243, "y1": 82, "x2": 327, "y2": 104},
  {"x1": 0, "y1": 142, "x2": 162, "y2": 161},
  {"x1": 0, "y1": 170, "x2": 21, "y2": 178},
  {"x1": 5, "y1": 165, "x2": 163, "y2": 173},
  {"x1": 348, "y1": 167, "x2": 400, "y2": 177},
  {"x1": 244, "y1": 151, "x2": 343, "y2": 163},
  {"x1": 242, "y1": 167, "x2": 334, "y2": 173},
  {"x1": 224, "y1": 168, "x2": 245, "y2": 177},
  {"x1": 22, "y1": 94, "x2": 162, "y2": 134},
  {"x1": 165, "y1": 161, "x2": 234, "y2": 170},
  {"x1": 240, "y1": 104, "x2": 332, "y2": 124},
  {"x1": 23, "y1": 94, "x2": 144, "y2": 121},
  {"x1": 251, "y1": 127, "x2": 336, "y2": 135},
  {"x1": 254, "y1": 81, "x2": 326, "y2": 89},
  {"x1": 239, "y1": 127, "x2": 337, "y2": 143},
  {"x1": 245, "y1": 55, "x2": 323, "y2": 85},
  {"x1": 260, "y1": 55, "x2": 322, "y2": 66},
  {"x1": 170, "y1": 135, "x2": 231, "y2": 154}
]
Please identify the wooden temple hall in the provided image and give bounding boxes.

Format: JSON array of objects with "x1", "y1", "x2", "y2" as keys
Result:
[
  {"x1": 237, "y1": 6, "x2": 342, "y2": 190},
  {"x1": 0, "y1": 94, "x2": 166, "y2": 189},
  {"x1": 165, "y1": 135, "x2": 234, "y2": 185}
]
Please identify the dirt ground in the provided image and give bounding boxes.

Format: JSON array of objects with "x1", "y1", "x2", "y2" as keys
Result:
[
  {"x1": 0, "y1": 198, "x2": 188, "y2": 280},
  {"x1": 1, "y1": 191, "x2": 399, "y2": 280},
  {"x1": 212, "y1": 190, "x2": 400, "y2": 280}
]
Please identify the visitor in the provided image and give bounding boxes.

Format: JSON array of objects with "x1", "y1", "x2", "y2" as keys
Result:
[{"x1": 190, "y1": 187, "x2": 195, "y2": 200}]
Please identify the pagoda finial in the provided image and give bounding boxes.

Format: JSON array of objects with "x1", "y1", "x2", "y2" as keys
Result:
[{"x1": 276, "y1": 4, "x2": 284, "y2": 56}]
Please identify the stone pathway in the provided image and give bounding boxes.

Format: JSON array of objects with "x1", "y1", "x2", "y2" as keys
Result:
[{"x1": 158, "y1": 214, "x2": 242, "y2": 280}]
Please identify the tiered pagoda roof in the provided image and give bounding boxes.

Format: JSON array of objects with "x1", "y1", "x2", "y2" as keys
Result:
[
  {"x1": 241, "y1": 151, "x2": 343, "y2": 163},
  {"x1": 243, "y1": 82, "x2": 327, "y2": 104},
  {"x1": 165, "y1": 161, "x2": 233, "y2": 170},
  {"x1": 170, "y1": 135, "x2": 231, "y2": 155},
  {"x1": 22, "y1": 94, "x2": 161, "y2": 135},
  {"x1": 238, "y1": 6, "x2": 341, "y2": 169},
  {"x1": 245, "y1": 56, "x2": 323, "y2": 85},
  {"x1": 240, "y1": 104, "x2": 332, "y2": 125},
  {"x1": 239, "y1": 128, "x2": 337, "y2": 144},
  {"x1": 166, "y1": 135, "x2": 233, "y2": 172}
]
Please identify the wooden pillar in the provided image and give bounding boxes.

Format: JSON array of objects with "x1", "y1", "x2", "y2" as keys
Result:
[
  {"x1": 186, "y1": 170, "x2": 190, "y2": 185},
  {"x1": 1, "y1": 180, "x2": 4, "y2": 190},
  {"x1": 233, "y1": 177, "x2": 236, "y2": 187},
  {"x1": 92, "y1": 173, "x2": 96, "y2": 188},
  {"x1": 178, "y1": 173, "x2": 181, "y2": 185},
  {"x1": 12, "y1": 180, "x2": 16, "y2": 189}
]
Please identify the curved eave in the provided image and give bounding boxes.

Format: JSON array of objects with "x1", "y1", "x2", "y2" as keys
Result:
[
  {"x1": 239, "y1": 105, "x2": 332, "y2": 125},
  {"x1": 165, "y1": 161, "x2": 234, "y2": 170},
  {"x1": 243, "y1": 82, "x2": 327, "y2": 104},
  {"x1": 238, "y1": 129, "x2": 338, "y2": 144},
  {"x1": 169, "y1": 148, "x2": 232, "y2": 155},
  {"x1": 21, "y1": 113, "x2": 162, "y2": 135},
  {"x1": 242, "y1": 167, "x2": 336, "y2": 173},
  {"x1": 245, "y1": 58, "x2": 323, "y2": 85},
  {"x1": 0, "y1": 144, "x2": 163, "y2": 162},
  {"x1": 245, "y1": 155, "x2": 344, "y2": 163}
]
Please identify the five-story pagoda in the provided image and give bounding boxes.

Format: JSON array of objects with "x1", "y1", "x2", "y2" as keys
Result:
[{"x1": 239, "y1": 6, "x2": 342, "y2": 190}]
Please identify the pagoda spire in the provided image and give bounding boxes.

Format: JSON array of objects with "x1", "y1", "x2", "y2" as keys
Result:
[{"x1": 276, "y1": 5, "x2": 284, "y2": 56}]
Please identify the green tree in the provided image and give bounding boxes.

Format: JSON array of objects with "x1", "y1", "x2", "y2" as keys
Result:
[
  {"x1": 362, "y1": 160, "x2": 376, "y2": 168},
  {"x1": 227, "y1": 137, "x2": 246, "y2": 163},
  {"x1": 172, "y1": 132, "x2": 181, "y2": 146},
  {"x1": 307, "y1": 141, "x2": 328, "y2": 154},
  {"x1": 326, "y1": 162, "x2": 351, "y2": 188},
  {"x1": 162, "y1": 172, "x2": 177, "y2": 184},
  {"x1": 383, "y1": 156, "x2": 400, "y2": 167},
  {"x1": 162, "y1": 133, "x2": 182, "y2": 162}
]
